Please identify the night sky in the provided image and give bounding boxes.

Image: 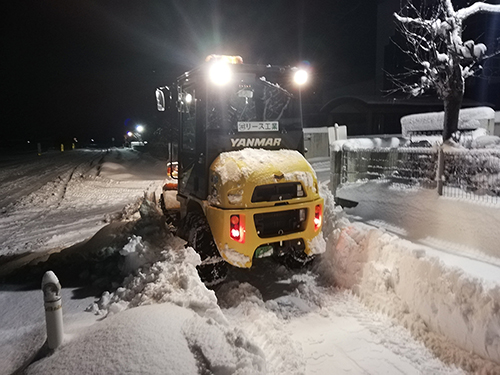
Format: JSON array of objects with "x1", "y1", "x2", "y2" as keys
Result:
[
  {"x1": 4, "y1": 1, "x2": 500, "y2": 148},
  {"x1": 3, "y1": 0, "x2": 380, "y2": 147},
  {"x1": 6, "y1": 0, "x2": 498, "y2": 149}
]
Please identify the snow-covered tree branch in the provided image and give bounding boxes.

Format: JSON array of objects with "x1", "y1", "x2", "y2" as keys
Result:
[{"x1": 392, "y1": 0, "x2": 500, "y2": 141}]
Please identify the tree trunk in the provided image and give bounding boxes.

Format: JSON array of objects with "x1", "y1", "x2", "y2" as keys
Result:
[
  {"x1": 442, "y1": 63, "x2": 464, "y2": 142},
  {"x1": 443, "y1": 93, "x2": 462, "y2": 141}
]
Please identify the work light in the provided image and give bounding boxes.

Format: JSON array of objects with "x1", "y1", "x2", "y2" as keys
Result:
[
  {"x1": 209, "y1": 61, "x2": 232, "y2": 85},
  {"x1": 293, "y1": 69, "x2": 308, "y2": 85}
]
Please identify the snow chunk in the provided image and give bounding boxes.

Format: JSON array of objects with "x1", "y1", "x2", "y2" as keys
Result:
[
  {"x1": 283, "y1": 170, "x2": 314, "y2": 189},
  {"x1": 220, "y1": 245, "x2": 251, "y2": 268},
  {"x1": 118, "y1": 235, "x2": 150, "y2": 274},
  {"x1": 306, "y1": 232, "x2": 326, "y2": 255},
  {"x1": 437, "y1": 53, "x2": 449, "y2": 63}
]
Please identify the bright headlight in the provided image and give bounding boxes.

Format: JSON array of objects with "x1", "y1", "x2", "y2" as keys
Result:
[
  {"x1": 293, "y1": 69, "x2": 308, "y2": 85},
  {"x1": 209, "y1": 61, "x2": 232, "y2": 85}
]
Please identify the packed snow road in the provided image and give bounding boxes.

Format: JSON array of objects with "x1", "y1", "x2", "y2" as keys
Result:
[
  {"x1": 0, "y1": 148, "x2": 166, "y2": 275},
  {"x1": 0, "y1": 150, "x2": 102, "y2": 208},
  {"x1": 0, "y1": 147, "x2": 494, "y2": 374}
]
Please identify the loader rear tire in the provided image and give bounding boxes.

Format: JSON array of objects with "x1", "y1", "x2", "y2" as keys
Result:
[
  {"x1": 183, "y1": 210, "x2": 227, "y2": 285},
  {"x1": 159, "y1": 194, "x2": 180, "y2": 232}
]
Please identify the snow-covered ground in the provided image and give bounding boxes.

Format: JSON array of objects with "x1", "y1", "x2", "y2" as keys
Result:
[
  {"x1": 0, "y1": 149, "x2": 165, "y2": 275},
  {"x1": 333, "y1": 179, "x2": 500, "y2": 371},
  {"x1": 1, "y1": 147, "x2": 499, "y2": 374}
]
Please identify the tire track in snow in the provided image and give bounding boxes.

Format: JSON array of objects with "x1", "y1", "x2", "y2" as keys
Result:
[{"x1": 0, "y1": 150, "x2": 105, "y2": 209}]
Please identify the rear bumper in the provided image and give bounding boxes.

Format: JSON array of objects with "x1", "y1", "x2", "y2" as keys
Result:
[{"x1": 205, "y1": 197, "x2": 324, "y2": 268}]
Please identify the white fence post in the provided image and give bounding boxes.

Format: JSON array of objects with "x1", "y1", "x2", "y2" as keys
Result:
[{"x1": 42, "y1": 271, "x2": 64, "y2": 350}]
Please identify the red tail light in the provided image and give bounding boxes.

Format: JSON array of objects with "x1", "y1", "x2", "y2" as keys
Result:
[
  {"x1": 166, "y1": 162, "x2": 178, "y2": 178},
  {"x1": 230, "y1": 214, "x2": 245, "y2": 243},
  {"x1": 314, "y1": 204, "x2": 322, "y2": 231}
]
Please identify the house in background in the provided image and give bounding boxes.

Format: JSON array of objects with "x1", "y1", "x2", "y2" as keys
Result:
[{"x1": 316, "y1": 0, "x2": 500, "y2": 137}]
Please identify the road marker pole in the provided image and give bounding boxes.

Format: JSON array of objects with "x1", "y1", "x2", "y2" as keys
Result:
[{"x1": 41, "y1": 271, "x2": 64, "y2": 350}]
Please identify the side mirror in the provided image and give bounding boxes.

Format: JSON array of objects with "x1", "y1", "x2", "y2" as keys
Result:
[{"x1": 155, "y1": 87, "x2": 172, "y2": 111}]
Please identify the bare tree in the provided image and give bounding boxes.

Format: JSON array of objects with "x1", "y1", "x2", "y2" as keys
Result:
[{"x1": 392, "y1": 0, "x2": 500, "y2": 142}]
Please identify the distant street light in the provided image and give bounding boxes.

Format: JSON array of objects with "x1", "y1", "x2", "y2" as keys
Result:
[
  {"x1": 127, "y1": 131, "x2": 133, "y2": 137},
  {"x1": 136, "y1": 125, "x2": 145, "y2": 133}
]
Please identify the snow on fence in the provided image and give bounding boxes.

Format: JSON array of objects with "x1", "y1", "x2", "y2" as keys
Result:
[
  {"x1": 331, "y1": 146, "x2": 500, "y2": 203},
  {"x1": 443, "y1": 149, "x2": 500, "y2": 203}
]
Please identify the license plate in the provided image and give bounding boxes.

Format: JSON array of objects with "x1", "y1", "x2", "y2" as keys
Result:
[{"x1": 237, "y1": 121, "x2": 279, "y2": 132}]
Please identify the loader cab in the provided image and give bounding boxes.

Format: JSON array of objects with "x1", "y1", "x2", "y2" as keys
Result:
[{"x1": 164, "y1": 56, "x2": 308, "y2": 202}]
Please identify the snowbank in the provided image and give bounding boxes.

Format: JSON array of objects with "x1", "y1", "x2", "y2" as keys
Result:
[
  {"x1": 30, "y1": 234, "x2": 266, "y2": 375},
  {"x1": 318, "y1": 185, "x2": 500, "y2": 373},
  {"x1": 28, "y1": 299, "x2": 266, "y2": 375},
  {"x1": 27, "y1": 303, "x2": 201, "y2": 374}
]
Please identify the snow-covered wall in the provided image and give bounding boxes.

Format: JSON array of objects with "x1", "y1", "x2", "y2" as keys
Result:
[{"x1": 401, "y1": 107, "x2": 495, "y2": 137}]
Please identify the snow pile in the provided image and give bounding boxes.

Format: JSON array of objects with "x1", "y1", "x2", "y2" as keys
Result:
[
  {"x1": 326, "y1": 182, "x2": 500, "y2": 372},
  {"x1": 325, "y1": 223, "x2": 500, "y2": 373},
  {"x1": 27, "y1": 303, "x2": 201, "y2": 375},
  {"x1": 31, "y1": 235, "x2": 266, "y2": 375},
  {"x1": 216, "y1": 280, "x2": 308, "y2": 374},
  {"x1": 91, "y1": 237, "x2": 219, "y2": 317}
]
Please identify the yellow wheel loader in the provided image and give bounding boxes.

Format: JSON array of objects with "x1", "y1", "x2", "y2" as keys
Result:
[{"x1": 156, "y1": 55, "x2": 323, "y2": 283}]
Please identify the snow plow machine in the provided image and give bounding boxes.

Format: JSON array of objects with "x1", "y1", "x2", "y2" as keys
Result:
[{"x1": 156, "y1": 55, "x2": 324, "y2": 283}]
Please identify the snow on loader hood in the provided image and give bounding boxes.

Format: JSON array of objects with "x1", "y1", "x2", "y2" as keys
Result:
[{"x1": 209, "y1": 148, "x2": 318, "y2": 207}]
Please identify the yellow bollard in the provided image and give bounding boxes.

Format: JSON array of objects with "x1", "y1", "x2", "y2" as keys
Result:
[
  {"x1": 72, "y1": 143, "x2": 75, "y2": 150},
  {"x1": 60, "y1": 144, "x2": 64, "y2": 152}
]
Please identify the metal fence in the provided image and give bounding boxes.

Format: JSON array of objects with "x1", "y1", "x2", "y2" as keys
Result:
[
  {"x1": 442, "y1": 149, "x2": 500, "y2": 203},
  {"x1": 332, "y1": 147, "x2": 500, "y2": 203}
]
